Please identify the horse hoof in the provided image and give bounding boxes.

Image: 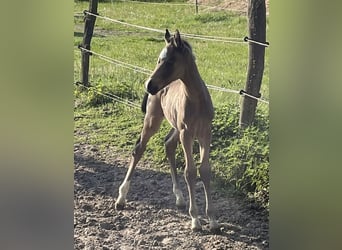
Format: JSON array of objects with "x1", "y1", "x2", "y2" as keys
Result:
[
  {"x1": 115, "y1": 202, "x2": 125, "y2": 210},
  {"x1": 210, "y1": 226, "x2": 222, "y2": 234},
  {"x1": 209, "y1": 221, "x2": 221, "y2": 234},
  {"x1": 191, "y1": 219, "x2": 202, "y2": 232},
  {"x1": 191, "y1": 226, "x2": 202, "y2": 232},
  {"x1": 176, "y1": 203, "x2": 186, "y2": 211}
]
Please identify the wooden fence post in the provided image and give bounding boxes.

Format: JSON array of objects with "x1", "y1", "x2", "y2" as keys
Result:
[
  {"x1": 239, "y1": 0, "x2": 266, "y2": 128},
  {"x1": 80, "y1": 0, "x2": 98, "y2": 87}
]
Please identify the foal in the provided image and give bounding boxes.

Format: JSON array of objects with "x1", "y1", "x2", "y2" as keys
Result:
[{"x1": 115, "y1": 29, "x2": 219, "y2": 232}]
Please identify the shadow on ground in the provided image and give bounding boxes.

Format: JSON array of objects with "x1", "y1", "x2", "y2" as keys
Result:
[{"x1": 74, "y1": 145, "x2": 268, "y2": 249}]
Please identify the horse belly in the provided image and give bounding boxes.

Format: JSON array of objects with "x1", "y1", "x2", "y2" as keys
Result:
[
  {"x1": 163, "y1": 105, "x2": 179, "y2": 129},
  {"x1": 160, "y1": 83, "x2": 184, "y2": 129},
  {"x1": 163, "y1": 103, "x2": 201, "y2": 133}
]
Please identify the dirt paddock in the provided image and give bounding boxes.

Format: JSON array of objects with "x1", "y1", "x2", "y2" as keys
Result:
[{"x1": 74, "y1": 143, "x2": 268, "y2": 249}]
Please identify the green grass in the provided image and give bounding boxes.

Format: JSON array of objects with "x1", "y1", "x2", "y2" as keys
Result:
[{"x1": 74, "y1": 1, "x2": 269, "y2": 207}]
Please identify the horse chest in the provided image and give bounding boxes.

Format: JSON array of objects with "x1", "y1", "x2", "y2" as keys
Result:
[
  {"x1": 159, "y1": 81, "x2": 212, "y2": 130},
  {"x1": 161, "y1": 97, "x2": 206, "y2": 130}
]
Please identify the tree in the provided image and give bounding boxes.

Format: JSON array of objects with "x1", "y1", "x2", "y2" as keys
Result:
[
  {"x1": 239, "y1": 0, "x2": 267, "y2": 128},
  {"x1": 80, "y1": 0, "x2": 98, "y2": 87}
]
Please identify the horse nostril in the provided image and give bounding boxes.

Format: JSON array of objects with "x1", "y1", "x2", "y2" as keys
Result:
[
  {"x1": 146, "y1": 79, "x2": 159, "y2": 95},
  {"x1": 147, "y1": 83, "x2": 159, "y2": 95}
]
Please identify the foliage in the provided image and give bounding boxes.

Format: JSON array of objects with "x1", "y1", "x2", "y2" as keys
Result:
[
  {"x1": 211, "y1": 105, "x2": 269, "y2": 207},
  {"x1": 194, "y1": 12, "x2": 233, "y2": 23},
  {"x1": 75, "y1": 81, "x2": 140, "y2": 107}
]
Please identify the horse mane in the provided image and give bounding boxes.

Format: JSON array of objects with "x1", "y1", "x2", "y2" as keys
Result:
[
  {"x1": 182, "y1": 39, "x2": 192, "y2": 51},
  {"x1": 181, "y1": 39, "x2": 195, "y2": 60},
  {"x1": 141, "y1": 92, "x2": 149, "y2": 113}
]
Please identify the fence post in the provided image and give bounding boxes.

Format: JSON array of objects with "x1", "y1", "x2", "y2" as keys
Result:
[
  {"x1": 239, "y1": 0, "x2": 266, "y2": 128},
  {"x1": 80, "y1": 0, "x2": 98, "y2": 87}
]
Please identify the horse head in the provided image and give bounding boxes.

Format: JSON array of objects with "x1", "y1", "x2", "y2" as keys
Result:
[{"x1": 145, "y1": 29, "x2": 194, "y2": 95}]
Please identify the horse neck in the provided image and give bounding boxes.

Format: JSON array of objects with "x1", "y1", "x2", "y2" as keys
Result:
[{"x1": 181, "y1": 60, "x2": 206, "y2": 98}]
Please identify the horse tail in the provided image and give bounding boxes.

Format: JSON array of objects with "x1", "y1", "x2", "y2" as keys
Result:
[{"x1": 141, "y1": 92, "x2": 149, "y2": 113}]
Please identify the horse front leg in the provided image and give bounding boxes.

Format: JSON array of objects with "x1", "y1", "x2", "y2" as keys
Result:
[
  {"x1": 165, "y1": 128, "x2": 185, "y2": 209},
  {"x1": 180, "y1": 130, "x2": 201, "y2": 231},
  {"x1": 114, "y1": 135, "x2": 145, "y2": 210}
]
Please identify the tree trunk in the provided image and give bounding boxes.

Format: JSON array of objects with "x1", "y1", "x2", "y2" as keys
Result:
[
  {"x1": 239, "y1": 0, "x2": 266, "y2": 128},
  {"x1": 80, "y1": 0, "x2": 98, "y2": 87}
]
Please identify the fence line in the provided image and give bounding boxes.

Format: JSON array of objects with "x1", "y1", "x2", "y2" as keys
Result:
[
  {"x1": 113, "y1": 1, "x2": 243, "y2": 13},
  {"x1": 118, "y1": 0, "x2": 206, "y2": 7},
  {"x1": 75, "y1": 81, "x2": 141, "y2": 109},
  {"x1": 206, "y1": 84, "x2": 240, "y2": 94},
  {"x1": 85, "y1": 11, "x2": 164, "y2": 34},
  {"x1": 76, "y1": 47, "x2": 269, "y2": 105},
  {"x1": 78, "y1": 46, "x2": 152, "y2": 75},
  {"x1": 240, "y1": 90, "x2": 269, "y2": 104},
  {"x1": 180, "y1": 33, "x2": 242, "y2": 41},
  {"x1": 81, "y1": 12, "x2": 270, "y2": 46},
  {"x1": 84, "y1": 11, "x2": 247, "y2": 44},
  {"x1": 244, "y1": 36, "x2": 270, "y2": 47}
]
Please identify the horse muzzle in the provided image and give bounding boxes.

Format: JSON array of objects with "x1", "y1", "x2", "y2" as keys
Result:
[{"x1": 145, "y1": 78, "x2": 159, "y2": 95}]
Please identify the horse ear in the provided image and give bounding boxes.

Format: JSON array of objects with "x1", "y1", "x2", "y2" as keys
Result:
[
  {"x1": 174, "y1": 29, "x2": 183, "y2": 49},
  {"x1": 165, "y1": 29, "x2": 171, "y2": 44}
]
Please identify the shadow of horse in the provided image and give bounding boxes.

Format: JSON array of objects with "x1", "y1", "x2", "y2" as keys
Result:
[{"x1": 74, "y1": 150, "x2": 268, "y2": 248}]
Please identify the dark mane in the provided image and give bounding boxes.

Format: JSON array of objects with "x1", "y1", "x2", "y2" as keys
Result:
[
  {"x1": 183, "y1": 39, "x2": 192, "y2": 50},
  {"x1": 141, "y1": 92, "x2": 148, "y2": 113},
  {"x1": 181, "y1": 39, "x2": 195, "y2": 60}
]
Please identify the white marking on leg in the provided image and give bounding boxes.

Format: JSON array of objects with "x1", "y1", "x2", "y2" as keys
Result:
[
  {"x1": 173, "y1": 186, "x2": 185, "y2": 207},
  {"x1": 116, "y1": 180, "x2": 131, "y2": 205},
  {"x1": 191, "y1": 218, "x2": 202, "y2": 231}
]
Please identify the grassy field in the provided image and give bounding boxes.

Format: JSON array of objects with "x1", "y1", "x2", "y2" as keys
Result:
[{"x1": 74, "y1": 0, "x2": 269, "y2": 207}]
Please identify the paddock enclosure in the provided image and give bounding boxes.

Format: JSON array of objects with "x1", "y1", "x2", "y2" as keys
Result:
[{"x1": 74, "y1": 0, "x2": 269, "y2": 249}]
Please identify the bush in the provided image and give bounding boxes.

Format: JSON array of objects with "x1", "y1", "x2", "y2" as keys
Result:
[{"x1": 212, "y1": 104, "x2": 269, "y2": 207}]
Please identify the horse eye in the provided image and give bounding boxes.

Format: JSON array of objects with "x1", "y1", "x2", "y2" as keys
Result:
[
  {"x1": 167, "y1": 59, "x2": 175, "y2": 65},
  {"x1": 167, "y1": 58, "x2": 175, "y2": 64}
]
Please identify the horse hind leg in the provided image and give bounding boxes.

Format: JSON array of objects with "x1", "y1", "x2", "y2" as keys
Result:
[
  {"x1": 165, "y1": 128, "x2": 185, "y2": 209},
  {"x1": 115, "y1": 114, "x2": 163, "y2": 210},
  {"x1": 199, "y1": 136, "x2": 220, "y2": 233}
]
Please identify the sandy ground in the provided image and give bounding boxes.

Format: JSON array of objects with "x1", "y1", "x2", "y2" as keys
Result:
[{"x1": 74, "y1": 143, "x2": 268, "y2": 249}]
